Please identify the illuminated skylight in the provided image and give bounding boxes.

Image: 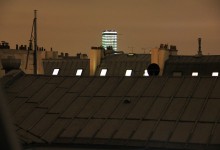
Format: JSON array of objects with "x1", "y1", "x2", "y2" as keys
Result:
[
  {"x1": 76, "y1": 69, "x2": 83, "y2": 76},
  {"x1": 212, "y1": 72, "x2": 219, "y2": 76},
  {"x1": 125, "y1": 70, "x2": 132, "y2": 76},
  {"x1": 52, "y1": 69, "x2": 59, "y2": 75},
  {"x1": 192, "y1": 72, "x2": 198, "y2": 76},
  {"x1": 100, "y1": 69, "x2": 107, "y2": 76},
  {"x1": 143, "y1": 70, "x2": 149, "y2": 76},
  {"x1": 128, "y1": 53, "x2": 135, "y2": 56}
]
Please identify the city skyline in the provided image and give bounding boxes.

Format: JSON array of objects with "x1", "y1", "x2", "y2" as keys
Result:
[{"x1": 0, "y1": 0, "x2": 220, "y2": 55}]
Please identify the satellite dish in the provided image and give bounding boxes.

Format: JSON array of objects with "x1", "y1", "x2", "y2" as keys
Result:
[{"x1": 147, "y1": 63, "x2": 160, "y2": 76}]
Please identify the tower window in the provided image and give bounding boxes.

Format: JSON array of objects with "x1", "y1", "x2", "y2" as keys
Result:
[
  {"x1": 212, "y1": 72, "x2": 219, "y2": 76},
  {"x1": 52, "y1": 69, "x2": 59, "y2": 75},
  {"x1": 100, "y1": 69, "x2": 107, "y2": 76},
  {"x1": 125, "y1": 70, "x2": 132, "y2": 76},
  {"x1": 76, "y1": 69, "x2": 83, "y2": 76}
]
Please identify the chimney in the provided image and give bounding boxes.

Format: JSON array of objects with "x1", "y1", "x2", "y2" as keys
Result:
[
  {"x1": 65, "y1": 53, "x2": 69, "y2": 58},
  {"x1": 150, "y1": 44, "x2": 170, "y2": 76},
  {"x1": 90, "y1": 46, "x2": 102, "y2": 76},
  {"x1": 1, "y1": 56, "x2": 21, "y2": 74},
  {"x1": 16, "y1": 44, "x2": 19, "y2": 50},
  {"x1": 169, "y1": 45, "x2": 178, "y2": 56}
]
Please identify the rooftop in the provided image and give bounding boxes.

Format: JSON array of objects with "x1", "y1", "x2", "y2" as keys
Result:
[{"x1": 2, "y1": 73, "x2": 220, "y2": 149}]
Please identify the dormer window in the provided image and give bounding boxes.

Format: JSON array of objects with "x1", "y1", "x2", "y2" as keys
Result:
[
  {"x1": 212, "y1": 72, "x2": 219, "y2": 77},
  {"x1": 125, "y1": 70, "x2": 132, "y2": 76},
  {"x1": 143, "y1": 70, "x2": 149, "y2": 76},
  {"x1": 192, "y1": 72, "x2": 198, "y2": 76},
  {"x1": 52, "y1": 69, "x2": 59, "y2": 75},
  {"x1": 76, "y1": 69, "x2": 83, "y2": 76},
  {"x1": 100, "y1": 69, "x2": 107, "y2": 76}
]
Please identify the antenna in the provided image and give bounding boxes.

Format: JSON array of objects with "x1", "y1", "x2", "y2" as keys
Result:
[
  {"x1": 33, "y1": 10, "x2": 38, "y2": 74},
  {"x1": 26, "y1": 10, "x2": 38, "y2": 74},
  {"x1": 198, "y1": 37, "x2": 202, "y2": 55}
]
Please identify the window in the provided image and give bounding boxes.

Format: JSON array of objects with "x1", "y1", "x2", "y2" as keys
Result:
[
  {"x1": 212, "y1": 72, "x2": 219, "y2": 76},
  {"x1": 76, "y1": 69, "x2": 83, "y2": 76},
  {"x1": 52, "y1": 69, "x2": 59, "y2": 75},
  {"x1": 143, "y1": 70, "x2": 149, "y2": 76},
  {"x1": 100, "y1": 69, "x2": 107, "y2": 76},
  {"x1": 125, "y1": 69, "x2": 132, "y2": 76},
  {"x1": 192, "y1": 72, "x2": 198, "y2": 76}
]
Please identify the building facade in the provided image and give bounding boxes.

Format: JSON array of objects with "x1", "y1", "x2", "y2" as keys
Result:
[{"x1": 102, "y1": 30, "x2": 117, "y2": 51}]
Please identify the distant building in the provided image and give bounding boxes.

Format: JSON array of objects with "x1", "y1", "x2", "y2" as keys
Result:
[{"x1": 102, "y1": 30, "x2": 117, "y2": 51}]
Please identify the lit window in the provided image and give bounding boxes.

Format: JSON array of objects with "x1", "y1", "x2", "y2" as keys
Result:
[
  {"x1": 125, "y1": 70, "x2": 132, "y2": 76},
  {"x1": 212, "y1": 72, "x2": 219, "y2": 76},
  {"x1": 76, "y1": 69, "x2": 83, "y2": 76},
  {"x1": 52, "y1": 69, "x2": 59, "y2": 75},
  {"x1": 192, "y1": 72, "x2": 198, "y2": 76},
  {"x1": 100, "y1": 69, "x2": 107, "y2": 76},
  {"x1": 143, "y1": 70, "x2": 149, "y2": 76}
]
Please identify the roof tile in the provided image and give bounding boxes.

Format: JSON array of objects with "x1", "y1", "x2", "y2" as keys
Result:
[
  {"x1": 49, "y1": 93, "x2": 78, "y2": 114},
  {"x1": 42, "y1": 118, "x2": 71, "y2": 143},
  {"x1": 151, "y1": 121, "x2": 175, "y2": 141},
  {"x1": 190, "y1": 123, "x2": 212, "y2": 144},
  {"x1": 60, "y1": 119, "x2": 87, "y2": 138},
  {"x1": 77, "y1": 119, "x2": 104, "y2": 138},
  {"x1": 28, "y1": 83, "x2": 57, "y2": 103},
  {"x1": 20, "y1": 108, "x2": 47, "y2": 130},
  {"x1": 39, "y1": 88, "x2": 67, "y2": 108},
  {"x1": 18, "y1": 77, "x2": 50, "y2": 98},
  {"x1": 95, "y1": 119, "x2": 121, "y2": 139},
  {"x1": 61, "y1": 97, "x2": 90, "y2": 118},
  {"x1": 30, "y1": 113, "x2": 59, "y2": 137}
]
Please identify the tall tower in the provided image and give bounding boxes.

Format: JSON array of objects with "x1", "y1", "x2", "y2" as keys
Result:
[{"x1": 102, "y1": 30, "x2": 117, "y2": 51}]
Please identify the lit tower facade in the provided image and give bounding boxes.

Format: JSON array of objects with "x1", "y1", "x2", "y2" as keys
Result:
[{"x1": 102, "y1": 30, "x2": 117, "y2": 51}]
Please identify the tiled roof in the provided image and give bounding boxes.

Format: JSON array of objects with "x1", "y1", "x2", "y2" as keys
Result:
[
  {"x1": 43, "y1": 59, "x2": 89, "y2": 76},
  {"x1": 3, "y1": 74, "x2": 220, "y2": 149},
  {"x1": 96, "y1": 54, "x2": 151, "y2": 76}
]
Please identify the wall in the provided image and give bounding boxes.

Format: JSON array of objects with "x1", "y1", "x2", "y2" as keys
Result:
[{"x1": 0, "y1": 49, "x2": 58, "y2": 77}]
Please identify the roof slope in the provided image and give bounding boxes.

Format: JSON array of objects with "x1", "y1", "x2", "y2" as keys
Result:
[
  {"x1": 43, "y1": 59, "x2": 89, "y2": 76},
  {"x1": 3, "y1": 75, "x2": 220, "y2": 149},
  {"x1": 96, "y1": 54, "x2": 151, "y2": 76},
  {"x1": 164, "y1": 55, "x2": 220, "y2": 76}
]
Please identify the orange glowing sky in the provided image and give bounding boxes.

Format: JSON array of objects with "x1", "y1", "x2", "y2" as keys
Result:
[{"x1": 0, "y1": 0, "x2": 220, "y2": 55}]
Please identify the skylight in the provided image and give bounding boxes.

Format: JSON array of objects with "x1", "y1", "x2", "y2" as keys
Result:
[
  {"x1": 212, "y1": 72, "x2": 219, "y2": 77},
  {"x1": 100, "y1": 69, "x2": 107, "y2": 76},
  {"x1": 52, "y1": 69, "x2": 59, "y2": 75},
  {"x1": 192, "y1": 72, "x2": 198, "y2": 76},
  {"x1": 125, "y1": 70, "x2": 132, "y2": 76},
  {"x1": 143, "y1": 70, "x2": 149, "y2": 76},
  {"x1": 76, "y1": 69, "x2": 83, "y2": 76}
]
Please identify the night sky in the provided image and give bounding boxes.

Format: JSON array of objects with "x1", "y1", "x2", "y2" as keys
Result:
[{"x1": 1, "y1": 0, "x2": 220, "y2": 55}]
